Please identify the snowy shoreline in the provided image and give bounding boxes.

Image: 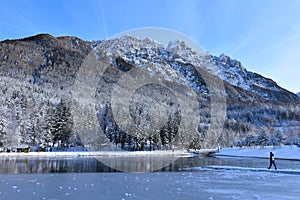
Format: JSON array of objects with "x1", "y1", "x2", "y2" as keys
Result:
[
  {"x1": 1, "y1": 145, "x2": 299, "y2": 161},
  {"x1": 216, "y1": 145, "x2": 300, "y2": 161},
  {"x1": 0, "y1": 150, "x2": 191, "y2": 158}
]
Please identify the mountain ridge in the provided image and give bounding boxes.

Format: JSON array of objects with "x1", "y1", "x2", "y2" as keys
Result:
[{"x1": 0, "y1": 33, "x2": 299, "y2": 150}]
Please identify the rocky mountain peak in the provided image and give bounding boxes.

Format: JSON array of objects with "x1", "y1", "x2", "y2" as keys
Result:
[
  {"x1": 166, "y1": 40, "x2": 203, "y2": 64},
  {"x1": 166, "y1": 40, "x2": 192, "y2": 53}
]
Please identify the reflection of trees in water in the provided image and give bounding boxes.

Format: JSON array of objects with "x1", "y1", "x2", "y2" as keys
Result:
[
  {"x1": 98, "y1": 156, "x2": 178, "y2": 172},
  {"x1": 0, "y1": 156, "x2": 235, "y2": 174},
  {"x1": 2, "y1": 156, "x2": 300, "y2": 174},
  {"x1": 0, "y1": 157, "x2": 117, "y2": 174}
]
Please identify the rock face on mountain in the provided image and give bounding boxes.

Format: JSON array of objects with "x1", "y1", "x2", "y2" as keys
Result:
[{"x1": 0, "y1": 34, "x2": 299, "y2": 150}]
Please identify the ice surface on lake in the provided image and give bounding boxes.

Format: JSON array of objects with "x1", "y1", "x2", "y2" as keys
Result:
[{"x1": 0, "y1": 170, "x2": 299, "y2": 200}]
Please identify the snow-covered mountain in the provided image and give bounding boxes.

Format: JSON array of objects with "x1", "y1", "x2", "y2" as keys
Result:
[
  {"x1": 93, "y1": 35, "x2": 299, "y2": 102},
  {"x1": 0, "y1": 34, "x2": 299, "y2": 150},
  {"x1": 297, "y1": 92, "x2": 300, "y2": 97}
]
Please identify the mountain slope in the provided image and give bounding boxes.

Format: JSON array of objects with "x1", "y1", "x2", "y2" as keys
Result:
[{"x1": 0, "y1": 34, "x2": 299, "y2": 150}]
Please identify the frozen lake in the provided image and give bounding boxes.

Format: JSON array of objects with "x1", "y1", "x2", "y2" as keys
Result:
[
  {"x1": 1, "y1": 169, "x2": 300, "y2": 199},
  {"x1": 1, "y1": 152, "x2": 300, "y2": 199}
]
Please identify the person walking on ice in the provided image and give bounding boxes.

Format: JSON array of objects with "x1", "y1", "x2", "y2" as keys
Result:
[{"x1": 268, "y1": 151, "x2": 277, "y2": 170}]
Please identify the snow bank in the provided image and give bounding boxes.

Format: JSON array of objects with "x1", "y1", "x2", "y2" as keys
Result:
[{"x1": 216, "y1": 145, "x2": 300, "y2": 161}]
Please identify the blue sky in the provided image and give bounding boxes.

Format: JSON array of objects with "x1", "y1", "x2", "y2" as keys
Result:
[{"x1": 1, "y1": 0, "x2": 299, "y2": 93}]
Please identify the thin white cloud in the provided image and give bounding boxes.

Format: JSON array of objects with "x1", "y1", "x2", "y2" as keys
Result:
[
  {"x1": 225, "y1": 1, "x2": 300, "y2": 93},
  {"x1": 269, "y1": 28, "x2": 300, "y2": 93}
]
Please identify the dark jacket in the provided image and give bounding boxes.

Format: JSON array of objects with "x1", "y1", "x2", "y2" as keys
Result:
[{"x1": 270, "y1": 152, "x2": 274, "y2": 162}]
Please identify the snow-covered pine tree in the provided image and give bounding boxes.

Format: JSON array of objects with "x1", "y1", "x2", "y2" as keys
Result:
[
  {"x1": 52, "y1": 99, "x2": 73, "y2": 148},
  {"x1": 255, "y1": 130, "x2": 269, "y2": 148},
  {"x1": 0, "y1": 118, "x2": 7, "y2": 148}
]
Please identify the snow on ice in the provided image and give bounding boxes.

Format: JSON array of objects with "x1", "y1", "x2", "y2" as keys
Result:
[{"x1": 0, "y1": 170, "x2": 299, "y2": 200}]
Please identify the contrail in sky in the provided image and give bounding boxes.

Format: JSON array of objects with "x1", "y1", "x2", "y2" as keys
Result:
[{"x1": 99, "y1": 0, "x2": 108, "y2": 38}]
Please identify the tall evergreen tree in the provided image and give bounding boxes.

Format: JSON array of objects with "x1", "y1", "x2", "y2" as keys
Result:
[
  {"x1": 52, "y1": 99, "x2": 73, "y2": 147},
  {"x1": 0, "y1": 119, "x2": 7, "y2": 147}
]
